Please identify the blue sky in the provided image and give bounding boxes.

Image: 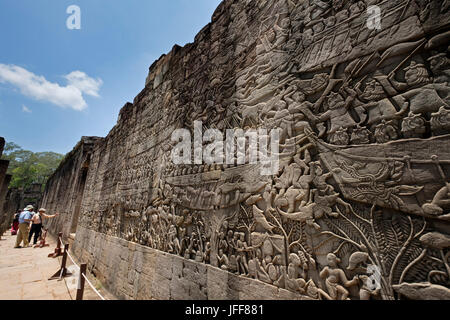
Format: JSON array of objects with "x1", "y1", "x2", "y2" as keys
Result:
[{"x1": 0, "y1": 0, "x2": 222, "y2": 154}]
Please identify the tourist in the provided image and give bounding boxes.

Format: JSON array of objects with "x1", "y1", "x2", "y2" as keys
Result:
[
  {"x1": 10, "y1": 210, "x2": 21, "y2": 235},
  {"x1": 14, "y1": 205, "x2": 34, "y2": 248},
  {"x1": 28, "y1": 208, "x2": 59, "y2": 245}
]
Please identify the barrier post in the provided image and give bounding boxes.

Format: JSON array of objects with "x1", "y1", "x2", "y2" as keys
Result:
[
  {"x1": 49, "y1": 244, "x2": 73, "y2": 280},
  {"x1": 76, "y1": 264, "x2": 87, "y2": 300},
  {"x1": 48, "y1": 232, "x2": 63, "y2": 258}
]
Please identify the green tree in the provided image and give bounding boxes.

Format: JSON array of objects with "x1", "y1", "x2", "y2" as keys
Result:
[{"x1": 1, "y1": 142, "x2": 64, "y2": 189}]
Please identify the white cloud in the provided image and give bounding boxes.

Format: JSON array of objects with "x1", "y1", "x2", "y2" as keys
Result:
[
  {"x1": 65, "y1": 71, "x2": 103, "y2": 98},
  {"x1": 0, "y1": 64, "x2": 102, "y2": 111},
  {"x1": 22, "y1": 105, "x2": 32, "y2": 113}
]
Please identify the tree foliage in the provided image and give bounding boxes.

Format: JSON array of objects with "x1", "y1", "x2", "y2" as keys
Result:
[{"x1": 1, "y1": 142, "x2": 64, "y2": 189}]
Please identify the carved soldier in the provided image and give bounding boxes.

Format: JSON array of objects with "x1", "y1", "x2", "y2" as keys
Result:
[
  {"x1": 317, "y1": 91, "x2": 357, "y2": 144},
  {"x1": 387, "y1": 61, "x2": 450, "y2": 115},
  {"x1": 429, "y1": 52, "x2": 450, "y2": 85},
  {"x1": 374, "y1": 120, "x2": 398, "y2": 143},
  {"x1": 389, "y1": 61, "x2": 431, "y2": 91},
  {"x1": 401, "y1": 112, "x2": 426, "y2": 138},
  {"x1": 351, "y1": 125, "x2": 371, "y2": 145},
  {"x1": 311, "y1": 161, "x2": 335, "y2": 196},
  {"x1": 285, "y1": 89, "x2": 317, "y2": 129},
  {"x1": 431, "y1": 106, "x2": 450, "y2": 135},
  {"x1": 332, "y1": 127, "x2": 350, "y2": 146}
]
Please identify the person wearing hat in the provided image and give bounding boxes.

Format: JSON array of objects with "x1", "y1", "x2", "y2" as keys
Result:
[
  {"x1": 28, "y1": 208, "x2": 59, "y2": 246},
  {"x1": 14, "y1": 205, "x2": 34, "y2": 248}
]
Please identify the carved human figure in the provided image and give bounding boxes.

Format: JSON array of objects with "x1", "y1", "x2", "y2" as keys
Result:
[
  {"x1": 317, "y1": 91, "x2": 357, "y2": 144},
  {"x1": 285, "y1": 253, "x2": 307, "y2": 293},
  {"x1": 217, "y1": 249, "x2": 229, "y2": 270},
  {"x1": 218, "y1": 231, "x2": 229, "y2": 255},
  {"x1": 303, "y1": 72, "x2": 331, "y2": 96},
  {"x1": 429, "y1": 53, "x2": 450, "y2": 85},
  {"x1": 228, "y1": 232, "x2": 241, "y2": 273},
  {"x1": 332, "y1": 127, "x2": 350, "y2": 145},
  {"x1": 285, "y1": 88, "x2": 316, "y2": 126},
  {"x1": 203, "y1": 241, "x2": 211, "y2": 264},
  {"x1": 271, "y1": 15, "x2": 291, "y2": 50},
  {"x1": 374, "y1": 120, "x2": 398, "y2": 143},
  {"x1": 357, "y1": 77, "x2": 387, "y2": 101},
  {"x1": 236, "y1": 232, "x2": 250, "y2": 276},
  {"x1": 389, "y1": 61, "x2": 431, "y2": 91},
  {"x1": 263, "y1": 184, "x2": 276, "y2": 213},
  {"x1": 274, "y1": 186, "x2": 304, "y2": 214},
  {"x1": 401, "y1": 112, "x2": 426, "y2": 138},
  {"x1": 431, "y1": 106, "x2": 450, "y2": 135},
  {"x1": 353, "y1": 76, "x2": 400, "y2": 127},
  {"x1": 262, "y1": 97, "x2": 294, "y2": 142},
  {"x1": 389, "y1": 62, "x2": 450, "y2": 115},
  {"x1": 319, "y1": 253, "x2": 359, "y2": 300},
  {"x1": 250, "y1": 247, "x2": 272, "y2": 283},
  {"x1": 180, "y1": 228, "x2": 190, "y2": 258},
  {"x1": 167, "y1": 224, "x2": 181, "y2": 254},
  {"x1": 351, "y1": 125, "x2": 371, "y2": 145},
  {"x1": 311, "y1": 161, "x2": 335, "y2": 196},
  {"x1": 226, "y1": 230, "x2": 234, "y2": 250}
]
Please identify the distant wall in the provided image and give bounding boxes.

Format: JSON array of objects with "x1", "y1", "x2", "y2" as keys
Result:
[
  {"x1": 0, "y1": 137, "x2": 10, "y2": 234},
  {"x1": 42, "y1": 137, "x2": 102, "y2": 237}
]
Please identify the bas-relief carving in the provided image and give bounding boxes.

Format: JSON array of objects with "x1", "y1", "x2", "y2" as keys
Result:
[{"x1": 44, "y1": 0, "x2": 450, "y2": 300}]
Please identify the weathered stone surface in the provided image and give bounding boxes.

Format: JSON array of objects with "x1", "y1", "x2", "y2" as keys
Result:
[
  {"x1": 0, "y1": 138, "x2": 4, "y2": 157},
  {"x1": 0, "y1": 137, "x2": 11, "y2": 235},
  {"x1": 40, "y1": 136, "x2": 102, "y2": 238},
  {"x1": 41, "y1": 0, "x2": 450, "y2": 300},
  {"x1": 0, "y1": 175, "x2": 12, "y2": 234}
]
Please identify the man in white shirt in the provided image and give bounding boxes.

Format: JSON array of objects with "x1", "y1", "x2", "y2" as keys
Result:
[{"x1": 28, "y1": 208, "x2": 59, "y2": 245}]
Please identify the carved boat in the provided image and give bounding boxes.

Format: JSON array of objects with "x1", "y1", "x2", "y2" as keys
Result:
[{"x1": 306, "y1": 129, "x2": 450, "y2": 220}]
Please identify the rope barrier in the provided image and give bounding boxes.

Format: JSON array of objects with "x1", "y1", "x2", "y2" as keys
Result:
[
  {"x1": 66, "y1": 251, "x2": 80, "y2": 270},
  {"x1": 82, "y1": 273, "x2": 106, "y2": 301},
  {"x1": 51, "y1": 234, "x2": 107, "y2": 301}
]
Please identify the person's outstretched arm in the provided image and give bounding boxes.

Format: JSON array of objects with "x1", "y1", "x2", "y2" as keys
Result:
[{"x1": 42, "y1": 212, "x2": 59, "y2": 219}]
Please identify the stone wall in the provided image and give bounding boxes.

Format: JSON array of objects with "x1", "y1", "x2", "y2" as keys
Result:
[
  {"x1": 0, "y1": 137, "x2": 10, "y2": 235},
  {"x1": 0, "y1": 137, "x2": 4, "y2": 156},
  {"x1": 42, "y1": 136, "x2": 102, "y2": 237},
  {"x1": 2, "y1": 185, "x2": 44, "y2": 218},
  {"x1": 3, "y1": 188, "x2": 22, "y2": 216},
  {"x1": 41, "y1": 0, "x2": 450, "y2": 300},
  {"x1": 0, "y1": 175, "x2": 12, "y2": 234}
]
